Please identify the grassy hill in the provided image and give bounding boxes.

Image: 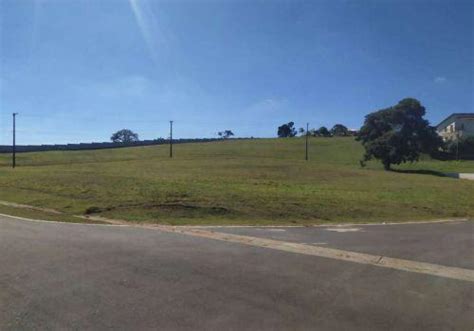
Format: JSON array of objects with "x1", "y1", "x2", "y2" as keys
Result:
[{"x1": 0, "y1": 137, "x2": 473, "y2": 225}]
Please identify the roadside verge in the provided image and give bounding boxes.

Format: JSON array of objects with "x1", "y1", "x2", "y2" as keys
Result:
[{"x1": 0, "y1": 199, "x2": 471, "y2": 227}]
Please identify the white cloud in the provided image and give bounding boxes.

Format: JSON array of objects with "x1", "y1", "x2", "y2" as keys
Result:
[
  {"x1": 128, "y1": 0, "x2": 166, "y2": 61},
  {"x1": 434, "y1": 76, "x2": 447, "y2": 84}
]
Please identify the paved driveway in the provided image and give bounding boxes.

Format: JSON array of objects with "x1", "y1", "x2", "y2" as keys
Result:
[{"x1": 1, "y1": 215, "x2": 473, "y2": 330}]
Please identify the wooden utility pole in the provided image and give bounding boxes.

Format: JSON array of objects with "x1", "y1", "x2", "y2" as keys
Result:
[
  {"x1": 12, "y1": 113, "x2": 18, "y2": 168},
  {"x1": 169, "y1": 120, "x2": 173, "y2": 158},
  {"x1": 305, "y1": 122, "x2": 309, "y2": 161}
]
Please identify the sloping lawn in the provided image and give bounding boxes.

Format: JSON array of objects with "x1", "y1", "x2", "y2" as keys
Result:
[{"x1": 0, "y1": 138, "x2": 473, "y2": 225}]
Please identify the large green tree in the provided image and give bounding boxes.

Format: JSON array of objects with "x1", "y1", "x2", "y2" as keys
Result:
[
  {"x1": 357, "y1": 98, "x2": 441, "y2": 170},
  {"x1": 315, "y1": 126, "x2": 331, "y2": 137},
  {"x1": 111, "y1": 129, "x2": 139, "y2": 143},
  {"x1": 277, "y1": 122, "x2": 297, "y2": 138},
  {"x1": 218, "y1": 130, "x2": 234, "y2": 139},
  {"x1": 330, "y1": 124, "x2": 349, "y2": 136}
]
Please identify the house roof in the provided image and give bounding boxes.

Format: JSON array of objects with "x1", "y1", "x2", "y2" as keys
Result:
[{"x1": 436, "y1": 113, "x2": 474, "y2": 128}]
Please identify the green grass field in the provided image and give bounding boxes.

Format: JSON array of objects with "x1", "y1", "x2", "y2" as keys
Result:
[{"x1": 0, "y1": 137, "x2": 473, "y2": 225}]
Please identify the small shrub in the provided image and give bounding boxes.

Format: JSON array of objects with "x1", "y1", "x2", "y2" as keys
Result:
[
  {"x1": 85, "y1": 206, "x2": 102, "y2": 214},
  {"x1": 448, "y1": 137, "x2": 474, "y2": 153}
]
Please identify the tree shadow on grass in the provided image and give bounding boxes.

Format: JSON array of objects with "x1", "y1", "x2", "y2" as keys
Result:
[{"x1": 390, "y1": 169, "x2": 448, "y2": 177}]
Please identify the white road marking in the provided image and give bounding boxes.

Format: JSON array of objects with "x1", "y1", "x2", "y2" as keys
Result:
[
  {"x1": 184, "y1": 218, "x2": 471, "y2": 228},
  {"x1": 153, "y1": 226, "x2": 474, "y2": 283},
  {"x1": 325, "y1": 228, "x2": 363, "y2": 233}
]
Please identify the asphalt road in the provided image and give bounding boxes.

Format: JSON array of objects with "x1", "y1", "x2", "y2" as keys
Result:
[
  {"x1": 1, "y1": 215, "x2": 473, "y2": 330},
  {"x1": 205, "y1": 220, "x2": 474, "y2": 269}
]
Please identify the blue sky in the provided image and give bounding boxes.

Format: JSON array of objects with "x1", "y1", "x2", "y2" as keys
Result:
[{"x1": 0, "y1": 0, "x2": 472, "y2": 144}]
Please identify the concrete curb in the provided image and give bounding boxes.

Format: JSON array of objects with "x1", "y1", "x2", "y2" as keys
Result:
[
  {"x1": 0, "y1": 200, "x2": 63, "y2": 214},
  {"x1": 445, "y1": 173, "x2": 474, "y2": 180}
]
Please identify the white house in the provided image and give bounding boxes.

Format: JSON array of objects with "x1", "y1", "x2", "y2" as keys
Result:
[{"x1": 436, "y1": 113, "x2": 474, "y2": 141}]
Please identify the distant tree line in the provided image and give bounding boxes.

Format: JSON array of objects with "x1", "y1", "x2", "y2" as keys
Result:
[
  {"x1": 1, "y1": 127, "x2": 246, "y2": 154},
  {"x1": 277, "y1": 122, "x2": 357, "y2": 138},
  {"x1": 111, "y1": 129, "x2": 238, "y2": 142},
  {"x1": 0, "y1": 138, "x2": 229, "y2": 154}
]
